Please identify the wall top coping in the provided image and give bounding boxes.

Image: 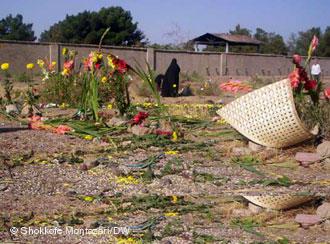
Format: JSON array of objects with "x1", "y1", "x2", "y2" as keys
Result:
[{"x1": 0, "y1": 39, "x2": 329, "y2": 60}]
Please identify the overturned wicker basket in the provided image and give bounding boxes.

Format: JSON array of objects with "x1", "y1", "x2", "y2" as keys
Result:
[
  {"x1": 217, "y1": 79, "x2": 313, "y2": 148},
  {"x1": 243, "y1": 195, "x2": 314, "y2": 210}
]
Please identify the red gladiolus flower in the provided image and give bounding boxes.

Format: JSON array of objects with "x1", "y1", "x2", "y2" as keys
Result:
[
  {"x1": 292, "y1": 54, "x2": 302, "y2": 66},
  {"x1": 155, "y1": 129, "x2": 172, "y2": 137},
  {"x1": 289, "y1": 68, "x2": 300, "y2": 88},
  {"x1": 117, "y1": 59, "x2": 127, "y2": 74},
  {"x1": 311, "y1": 35, "x2": 319, "y2": 51},
  {"x1": 324, "y1": 87, "x2": 330, "y2": 100},
  {"x1": 132, "y1": 111, "x2": 149, "y2": 125},
  {"x1": 95, "y1": 63, "x2": 101, "y2": 70},
  {"x1": 304, "y1": 79, "x2": 317, "y2": 91}
]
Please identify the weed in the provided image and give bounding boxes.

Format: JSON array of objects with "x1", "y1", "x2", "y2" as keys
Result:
[
  {"x1": 161, "y1": 157, "x2": 184, "y2": 175},
  {"x1": 162, "y1": 219, "x2": 184, "y2": 237},
  {"x1": 230, "y1": 217, "x2": 263, "y2": 237}
]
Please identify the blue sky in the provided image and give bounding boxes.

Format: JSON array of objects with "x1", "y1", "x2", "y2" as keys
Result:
[{"x1": 1, "y1": 0, "x2": 329, "y2": 43}]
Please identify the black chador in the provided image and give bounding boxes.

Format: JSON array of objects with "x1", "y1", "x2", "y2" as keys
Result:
[{"x1": 161, "y1": 58, "x2": 180, "y2": 97}]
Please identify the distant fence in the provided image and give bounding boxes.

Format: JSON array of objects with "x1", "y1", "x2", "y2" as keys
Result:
[{"x1": 1, "y1": 40, "x2": 330, "y2": 77}]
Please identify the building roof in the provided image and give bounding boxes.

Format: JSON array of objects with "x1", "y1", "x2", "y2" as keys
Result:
[{"x1": 192, "y1": 33, "x2": 262, "y2": 46}]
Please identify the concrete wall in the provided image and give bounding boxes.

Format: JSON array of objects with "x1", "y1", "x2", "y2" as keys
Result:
[{"x1": 1, "y1": 40, "x2": 330, "y2": 78}]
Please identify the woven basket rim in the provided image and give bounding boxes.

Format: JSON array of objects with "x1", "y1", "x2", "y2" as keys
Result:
[{"x1": 217, "y1": 79, "x2": 313, "y2": 147}]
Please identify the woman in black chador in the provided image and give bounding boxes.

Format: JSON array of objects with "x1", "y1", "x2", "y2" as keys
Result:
[{"x1": 161, "y1": 58, "x2": 180, "y2": 97}]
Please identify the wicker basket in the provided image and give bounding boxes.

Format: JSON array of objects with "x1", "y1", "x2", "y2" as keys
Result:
[
  {"x1": 217, "y1": 79, "x2": 313, "y2": 148},
  {"x1": 243, "y1": 195, "x2": 314, "y2": 210}
]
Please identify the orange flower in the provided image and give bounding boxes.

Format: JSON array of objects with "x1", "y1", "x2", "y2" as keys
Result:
[
  {"x1": 55, "y1": 125, "x2": 72, "y2": 135},
  {"x1": 324, "y1": 87, "x2": 330, "y2": 100}
]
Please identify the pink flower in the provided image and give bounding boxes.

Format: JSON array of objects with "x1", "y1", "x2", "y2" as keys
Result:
[
  {"x1": 55, "y1": 125, "x2": 72, "y2": 135},
  {"x1": 304, "y1": 80, "x2": 317, "y2": 91},
  {"x1": 292, "y1": 54, "x2": 302, "y2": 66},
  {"x1": 324, "y1": 87, "x2": 330, "y2": 100},
  {"x1": 311, "y1": 35, "x2": 319, "y2": 51},
  {"x1": 289, "y1": 68, "x2": 300, "y2": 88},
  {"x1": 64, "y1": 60, "x2": 74, "y2": 70}
]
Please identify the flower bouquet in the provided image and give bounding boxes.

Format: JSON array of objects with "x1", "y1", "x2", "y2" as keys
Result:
[{"x1": 217, "y1": 35, "x2": 330, "y2": 148}]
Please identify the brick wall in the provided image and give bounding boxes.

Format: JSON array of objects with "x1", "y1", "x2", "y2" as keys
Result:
[{"x1": 1, "y1": 40, "x2": 330, "y2": 78}]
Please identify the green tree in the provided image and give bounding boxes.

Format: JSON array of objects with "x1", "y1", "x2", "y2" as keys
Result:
[
  {"x1": 40, "y1": 7, "x2": 145, "y2": 46},
  {"x1": 254, "y1": 28, "x2": 288, "y2": 55},
  {"x1": 229, "y1": 24, "x2": 252, "y2": 36},
  {"x1": 0, "y1": 14, "x2": 36, "y2": 41},
  {"x1": 294, "y1": 27, "x2": 322, "y2": 56},
  {"x1": 319, "y1": 26, "x2": 330, "y2": 57}
]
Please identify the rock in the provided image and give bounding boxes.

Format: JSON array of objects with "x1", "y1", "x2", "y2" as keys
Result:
[
  {"x1": 323, "y1": 220, "x2": 330, "y2": 231},
  {"x1": 248, "y1": 141, "x2": 264, "y2": 152},
  {"x1": 295, "y1": 152, "x2": 321, "y2": 163},
  {"x1": 5, "y1": 104, "x2": 18, "y2": 114},
  {"x1": 106, "y1": 117, "x2": 127, "y2": 126},
  {"x1": 248, "y1": 203, "x2": 263, "y2": 214},
  {"x1": 121, "y1": 141, "x2": 132, "y2": 147},
  {"x1": 131, "y1": 125, "x2": 150, "y2": 136},
  {"x1": 232, "y1": 208, "x2": 252, "y2": 217},
  {"x1": 316, "y1": 202, "x2": 330, "y2": 219},
  {"x1": 295, "y1": 214, "x2": 321, "y2": 228},
  {"x1": 80, "y1": 163, "x2": 88, "y2": 171},
  {"x1": 317, "y1": 141, "x2": 330, "y2": 158},
  {"x1": 232, "y1": 147, "x2": 252, "y2": 156}
]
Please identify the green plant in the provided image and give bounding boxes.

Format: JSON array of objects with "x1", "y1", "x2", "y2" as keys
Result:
[
  {"x1": 0, "y1": 64, "x2": 13, "y2": 104},
  {"x1": 132, "y1": 61, "x2": 161, "y2": 106}
]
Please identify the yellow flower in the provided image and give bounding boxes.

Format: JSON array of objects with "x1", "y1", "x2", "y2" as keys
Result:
[
  {"x1": 84, "y1": 135, "x2": 93, "y2": 140},
  {"x1": 172, "y1": 131, "x2": 178, "y2": 141},
  {"x1": 216, "y1": 118, "x2": 227, "y2": 125},
  {"x1": 37, "y1": 59, "x2": 45, "y2": 68},
  {"x1": 116, "y1": 175, "x2": 139, "y2": 185},
  {"x1": 59, "y1": 103, "x2": 69, "y2": 109},
  {"x1": 171, "y1": 195, "x2": 178, "y2": 204},
  {"x1": 101, "y1": 76, "x2": 107, "y2": 83},
  {"x1": 97, "y1": 53, "x2": 103, "y2": 60},
  {"x1": 83, "y1": 196, "x2": 94, "y2": 202},
  {"x1": 164, "y1": 150, "x2": 178, "y2": 155},
  {"x1": 116, "y1": 237, "x2": 141, "y2": 244},
  {"x1": 61, "y1": 68, "x2": 69, "y2": 76},
  {"x1": 62, "y1": 47, "x2": 68, "y2": 55},
  {"x1": 1, "y1": 63, "x2": 9, "y2": 70},
  {"x1": 52, "y1": 61, "x2": 56, "y2": 66},
  {"x1": 26, "y1": 63, "x2": 34, "y2": 69},
  {"x1": 107, "y1": 104, "x2": 113, "y2": 109},
  {"x1": 165, "y1": 212, "x2": 178, "y2": 217},
  {"x1": 107, "y1": 55, "x2": 115, "y2": 68}
]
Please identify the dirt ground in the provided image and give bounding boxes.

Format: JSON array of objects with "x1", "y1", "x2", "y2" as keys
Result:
[{"x1": 1, "y1": 78, "x2": 330, "y2": 243}]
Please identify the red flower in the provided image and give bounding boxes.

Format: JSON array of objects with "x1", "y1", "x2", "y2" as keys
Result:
[
  {"x1": 117, "y1": 59, "x2": 127, "y2": 74},
  {"x1": 155, "y1": 129, "x2": 172, "y2": 137},
  {"x1": 288, "y1": 69, "x2": 300, "y2": 88},
  {"x1": 311, "y1": 35, "x2": 319, "y2": 51},
  {"x1": 95, "y1": 63, "x2": 101, "y2": 70},
  {"x1": 324, "y1": 87, "x2": 330, "y2": 100},
  {"x1": 132, "y1": 111, "x2": 149, "y2": 125},
  {"x1": 292, "y1": 54, "x2": 302, "y2": 66},
  {"x1": 304, "y1": 80, "x2": 317, "y2": 90}
]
